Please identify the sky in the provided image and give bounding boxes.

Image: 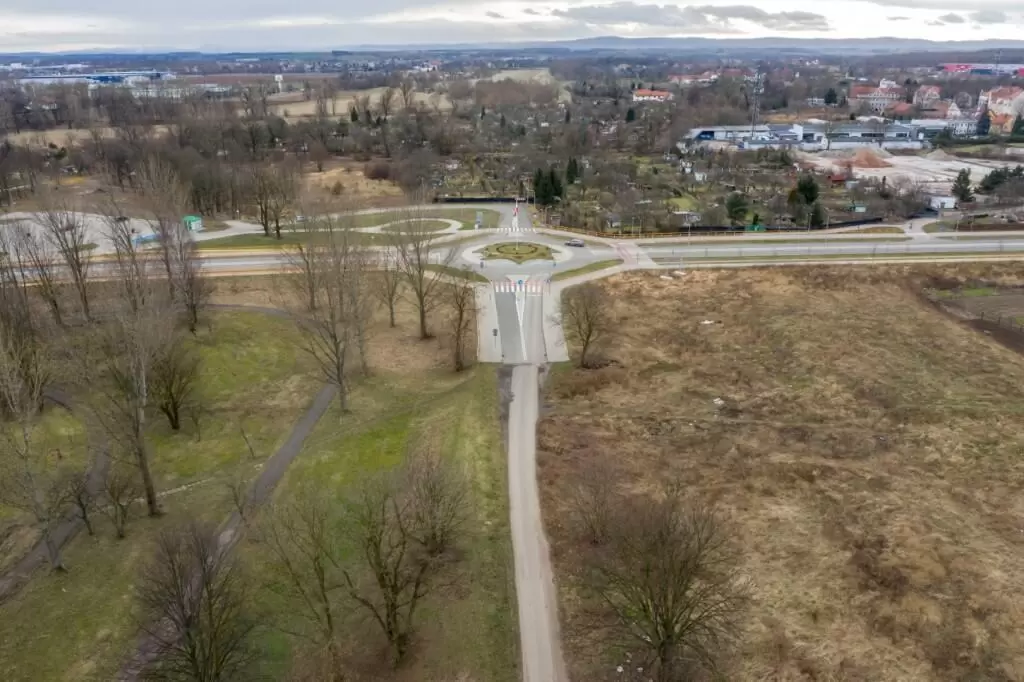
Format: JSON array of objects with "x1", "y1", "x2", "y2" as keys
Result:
[{"x1": 0, "y1": 0, "x2": 1023, "y2": 52}]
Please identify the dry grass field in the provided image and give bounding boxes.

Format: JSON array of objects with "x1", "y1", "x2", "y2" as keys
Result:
[
  {"x1": 267, "y1": 87, "x2": 452, "y2": 120},
  {"x1": 540, "y1": 264, "x2": 1024, "y2": 681}
]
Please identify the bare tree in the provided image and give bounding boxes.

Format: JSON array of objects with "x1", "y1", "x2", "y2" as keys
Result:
[
  {"x1": 562, "y1": 282, "x2": 609, "y2": 368},
  {"x1": 442, "y1": 271, "x2": 477, "y2": 372},
  {"x1": 571, "y1": 460, "x2": 618, "y2": 546},
  {"x1": 372, "y1": 250, "x2": 402, "y2": 328},
  {"x1": 138, "y1": 519, "x2": 256, "y2": 681},
  {"x1": 343, "y1": 474, "x2": 435, "y2": 665},
  {"x1": 89, "y1": 218, "x2": 172, "y2": 516},
  {"x1": 0, "y1": 272, "x2": 69, "y2": 568},
  {"x1": 3, "y1": 224, "x2": 64, "y2": 326},
  {"x1": 267, "y1": 162, "x2": 299, "y2": 239},
  {"x1": 170, "y1": 230, "x2": 211, "y2": 334},
  {"x1": 58, "y1": 467, "x2": 95, "y2": 536},
  {"x1": 137, "y1": 156, "x2": 190, "y2": 300},
  {"x1": 262, "y1": 491, "x2": 348, "y2": 680},
  {"x1": 288, "y1": 215, "x2": 370, "y2": 410},
  {"x1": 587, "y1": 492, "x2": 748, "y2": 681},
  {"x1": 402, "y1": 444, "x2": 468, "y2": 558},
  {"x1": 151, "y1": 336, "x2": 201, "y2": 431},
  {"x1": 390, "y1": 207, "x2": 455, "y2": 339},
  {"x1": 36, "y1": 197, "x2": 92, "y2": 321},
  {"x1": 100, "y1": 464, "x2": 138, "y2": 539},
  {"x1": 399, "y1": 79, "x2": 417, "y2": 110}
]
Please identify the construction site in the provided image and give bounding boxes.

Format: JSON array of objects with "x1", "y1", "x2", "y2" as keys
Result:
[{"x1": 801, "y1": 148, "x2": 1010, "y2": 194}]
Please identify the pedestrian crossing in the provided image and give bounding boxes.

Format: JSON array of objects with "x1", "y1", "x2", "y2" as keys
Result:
[{"x1": 493, "y1": 280, "x2": 545, "y2": 294}]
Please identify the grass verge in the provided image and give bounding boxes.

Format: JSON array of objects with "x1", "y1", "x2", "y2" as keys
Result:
[
  {"x1": 552, "y1": 259, "x2": 623, "y2": 282},
  {"x1": 426, "y1": 264, "x2": 488, "y2": 282}
]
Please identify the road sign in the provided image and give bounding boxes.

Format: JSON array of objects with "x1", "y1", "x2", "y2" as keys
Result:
[{"x1": 492, "y1": 328, "x2": 498, "y2": 337}]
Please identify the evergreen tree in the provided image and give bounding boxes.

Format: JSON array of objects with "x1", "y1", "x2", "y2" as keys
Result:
[
  {"x1": 626, "y1": 107, "x2": 636, "y2": 123},
  {"x1": 824, "y1": 87, "x2": 839, "y2": 106},
  {"x1": 725, "y1": 192, "x2": 748, "y2": 226},
  {"x1": 480, "y1": 105, "x2": 486, "y2": 119},
  {"x1": 796, "y1": 174, "x2": 820, "y2": 205},
  {"x1": 350, "y1": 107, "x2": 359, "y2": 123},
  {"x1": 549, "y1": 167, "x2": 563, "y2": 200},
  {"x1": 976, "y1": 108, "x2": 991, "y2": 137},
  {"x1": 564, "y1": 109, "x2": 571, "y2": 124},
  {"x1": 952, "y1": 168, "x2": 973, "y2": 202},
  {"x1": 566, "y1": 157, "x2": 579, "y2": 185},
  {"x1": 499, "y1": 113, "x2": 506, "y2": 128},
  {"x1": 809, "y1": 202, "x2": 826, "y2": 228},
  {"x1": 1013, "y1": 115, "x2": 1024, "y2": 137}
]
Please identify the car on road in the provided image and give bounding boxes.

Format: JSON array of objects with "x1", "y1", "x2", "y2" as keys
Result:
[{"x1": 565, "y1": 238, "x2": 585, "y2": 247}]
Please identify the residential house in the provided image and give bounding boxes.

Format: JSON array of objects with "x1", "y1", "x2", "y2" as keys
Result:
[
  {"x1": 886, "y1": 101, "x2": 915, "y2": 118},
  {"x1": 979, "y1": 86, "x2": 1024, "y2": 116},
  {"x1": 849, "y1": 82, "x2": 904, "y2": 113},
  {"x1": 945, "y1": 101, "x2": 964, "y2": 119},
  {"x1": 669, "y1": 72, "x2": 717, "y2": 86},
  {"x1": 632, "y1": 88, "x2": 674, "y2": 103},
  {"x1": 913, "y1": 85, "x2": 942, "y2": 107},
  {"x1": 989, "y1": 112, "x2": 1017, "y2": 135}
]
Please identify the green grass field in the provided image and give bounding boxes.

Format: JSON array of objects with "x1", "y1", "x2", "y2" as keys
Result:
[
  {"x1": 245, "y1": 367, "x2": 518, "y2": 682},
  {"x1": 0, "y1": 310, "x2": 320, "y2": 682}
]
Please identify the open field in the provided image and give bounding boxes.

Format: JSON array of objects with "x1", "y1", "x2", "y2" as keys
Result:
[
  {"x1": 540, "y1": 265, "x2": 1024, "y2": 681},
  {"x1": 801, "y1": 150, "x2": 1007, "y2": 193},
  {"x1": 266, "y1": 87, "x2": 452, "y2": 119}
]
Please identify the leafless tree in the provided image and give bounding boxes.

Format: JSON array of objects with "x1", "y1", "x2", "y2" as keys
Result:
[
  {"x1": 562, "y1": 282, "x2": 609, "y2": 368},
  {"x1": 101, "y1": 464, "x2": 138, "y2": 539},
  {"x1": 343, "y1": 473, "x2": 435, "y2": 665},
  {"x1": 372, "y1": 250, "x2": 402, "y2": 328},
  {"x1": 288, "y1": 214, "x2": 370, "y2": 410},
  {"x1": 587, "y1": 492, "x2": 748, "y2": 681},
  {"x1": 137, "y1": 519, "x2": 256, "y2": 681},
  {"x1": 36, "y1": 197, "x2": 92, "y2": 321},
  {"x1": 170, "y1": 229, "x2": 211, "y2": 334},
  {"x1": 571, "y1": 460, "x2": 618, "y2": 546},
  {"x1": 151, "y1": 337, "x2": 201, "y2": 432},
  {"x1": 3, "y1": 224, "x2": 64, "y2": 326},
  {"x1": 377, "y1": 87, "x2": 397, "y2": 157},
  {"x1": 442, "y1": 271, "x2": 477, "y2": 372},
  {"x1": 399, "y1": 79, "x2": 417, "y2": 110},
  {"x1": 390, "y1": 207, "x2": 455, "y2": 339},
  {"x1": 262, "y1": 490, "x2": 348, "y2": 680},
  {"x1": 267, "y1": 162, "x2": 299, "y2": 239},
  {"x1": 137, "y1": 156, "x2": 191, "y2": 300},
  {"x1": 58, "y1": 467, "x2": 95, "y2": 536},
  {"x1": 89, "y1": 219, "x2": 172, "y2": 516},
  {"x1": 0, "y1": 278, "x2": 67, "y2": 565},
  {"x1": 402, "y1": 444, "x2": 468, "y2": 558}
]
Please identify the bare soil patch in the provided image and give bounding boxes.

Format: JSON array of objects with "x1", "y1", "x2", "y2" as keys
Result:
[{"x1": 540, "y1": 264, "x2": 1024, "y2": 681}]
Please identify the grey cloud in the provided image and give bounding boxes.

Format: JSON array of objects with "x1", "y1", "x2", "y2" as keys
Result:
[
  {"x1": 553, "y1": 3, "x2": 828, "y2": 32},
  {"x1": 850, "y1": 0, "x2": 1015, "y2": 12},
  {"x1": 969, "y1": 10, "x2": 1008, "y2": 23},
  {"x1": 523, "y1": 8, "x2": 541, "y2": 15},
  {"x1": 485, "y1": 11, "x2": 504, "y2": 19},
  {"x1": 937, "y1": 12, "x2": 965, "y2": 22},
  {"x1": 887, "y1": 15, "x2": 910, "y2": 20}
]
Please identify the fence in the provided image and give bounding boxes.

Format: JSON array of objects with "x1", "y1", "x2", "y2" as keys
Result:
[{"x1": 974, "y1": 309, "x2": 1024, "y2": 334}]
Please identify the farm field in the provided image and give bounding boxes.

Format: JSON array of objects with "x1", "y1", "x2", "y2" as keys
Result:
[
  {"x1": 266, "y1": 87, "x2": 453, "y2": 119},
  {"x1": 541, "y1": 265, "x2": 1024, "y2": 681}
]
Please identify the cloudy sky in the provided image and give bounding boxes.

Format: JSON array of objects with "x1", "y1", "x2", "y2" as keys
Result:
[{"x1": 1, "y1": 0, "x2": 1022, "y2": 52}]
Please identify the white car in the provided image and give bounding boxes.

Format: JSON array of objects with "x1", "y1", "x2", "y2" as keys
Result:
[{"x1": 565, "y1": 238, "x2": 585, "y2": 247}]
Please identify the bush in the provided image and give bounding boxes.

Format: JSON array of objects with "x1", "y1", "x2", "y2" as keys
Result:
[{"x1": 363, "y1": 160, "x2": 392, "y2": 180}]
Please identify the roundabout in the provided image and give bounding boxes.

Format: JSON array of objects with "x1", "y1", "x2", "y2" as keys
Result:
[{"x1": 478, "y1": 242, "x2": 555, "y2": 264}]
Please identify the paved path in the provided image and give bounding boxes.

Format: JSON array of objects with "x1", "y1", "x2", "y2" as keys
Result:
[{"x1": 116, "y1": 304, "x2": 337, "y2": 679}]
